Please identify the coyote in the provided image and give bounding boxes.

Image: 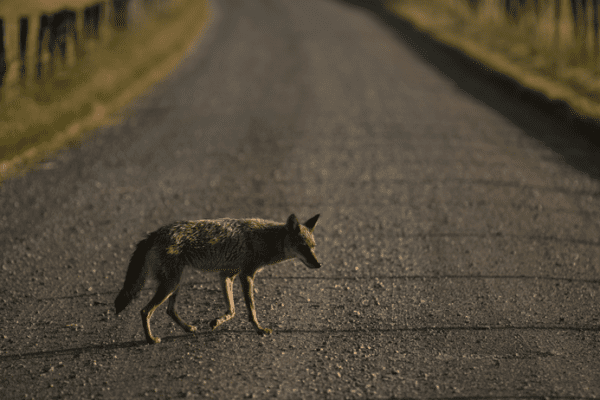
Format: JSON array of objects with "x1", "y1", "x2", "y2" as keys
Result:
[{"x1": 114, "y1": 214, "x2": 321, "y2": 344}]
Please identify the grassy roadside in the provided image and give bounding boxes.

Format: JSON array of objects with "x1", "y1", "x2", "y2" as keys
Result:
[
  {"x1": 0, "y1": 0, "x2": 211, "y2": 182},
  {"x1": 386, "y1": 0, "x2": 600, "y2": 122},
  {"x1": 0, "y1": 1, "x2": 91, "y2": 17}
]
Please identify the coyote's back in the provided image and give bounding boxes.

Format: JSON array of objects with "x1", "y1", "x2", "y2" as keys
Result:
[{"x1": 154, "y1": 218, "x2": 277, "y2": 269}]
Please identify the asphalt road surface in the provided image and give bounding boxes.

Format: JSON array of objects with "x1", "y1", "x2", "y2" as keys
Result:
[{"x1": 2, "y1": 0, "x2": 600, "y2": 398}]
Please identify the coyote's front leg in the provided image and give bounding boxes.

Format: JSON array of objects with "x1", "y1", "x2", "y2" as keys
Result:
[
  {"x1": 210, "y1": 271, "x2": 238, "y2": 330},
  {"x1": 240, "y1": 272, "x2": 272, "y2": 335}
]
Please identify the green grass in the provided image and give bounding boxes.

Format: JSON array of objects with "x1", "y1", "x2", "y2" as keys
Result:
[
  {"x1": 0, "y1": 0, "x2": 210, "y2": 181},
  {"x1": 388, "y1": 0, "x2": 600, "y2": 119}
]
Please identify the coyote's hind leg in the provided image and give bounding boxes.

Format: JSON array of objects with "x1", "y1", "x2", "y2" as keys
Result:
[
  {"x1": 141, "y1": 266, "x2": 184, "y2": 344},
  {"x1": 167, "y1": 287, "x2": 197, "y2": 333},
  {"x1": 141, "y1": 282, "x2": 177, "y2": 344}
]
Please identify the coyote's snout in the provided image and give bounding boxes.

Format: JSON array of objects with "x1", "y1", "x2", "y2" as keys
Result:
[{"x1": 114, "y1": 213, "x2": 321, "y2": 344}]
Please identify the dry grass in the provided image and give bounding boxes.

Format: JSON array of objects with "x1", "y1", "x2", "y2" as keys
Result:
[
  {"x1": 388, "y1": 0, "x2": 600, "y2": 119},
  {"x1": 0, "y1": 0, "x2": 210, "y2": 181},
  {"x1": 0, "y1": 1, "x2": 100, "y2": 17}
]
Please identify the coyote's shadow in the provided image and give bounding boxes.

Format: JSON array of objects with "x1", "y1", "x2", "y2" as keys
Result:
[{"x1": 2, "y1": 323, "x2": 599, "y2": 362}]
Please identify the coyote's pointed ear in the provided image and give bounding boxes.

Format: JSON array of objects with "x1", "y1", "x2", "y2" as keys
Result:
[
  {"x1": 286, "y1": 214, "x2": 300, "y2": 233},
  {"x1": 303, "y1": 214, "x2": 320, "y2": 232}
]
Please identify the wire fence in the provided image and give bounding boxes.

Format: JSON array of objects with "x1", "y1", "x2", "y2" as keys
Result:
[
  {"x1": 0, "y1": 0, "x2": 166, "y2": 101},
  {"x1": 448, "y1": 0, "x2": 600, "y2": 68}
]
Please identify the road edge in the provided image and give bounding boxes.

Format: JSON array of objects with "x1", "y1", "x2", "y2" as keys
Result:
[
  {"x1": 0, "y1": 0, "x2": 216, "y2": 183},
  {"x1": 382, "y1": 1, "x2": 600, "y2": 133}
]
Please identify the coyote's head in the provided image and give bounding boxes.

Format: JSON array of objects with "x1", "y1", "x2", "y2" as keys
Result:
[{"x1": 285, "y1": 214, "x2": 321, "y2": 269}]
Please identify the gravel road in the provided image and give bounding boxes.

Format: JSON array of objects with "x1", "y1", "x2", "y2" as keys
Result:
[{"x1": 1, "y1": 0, "x2": 599, "y2": 398}]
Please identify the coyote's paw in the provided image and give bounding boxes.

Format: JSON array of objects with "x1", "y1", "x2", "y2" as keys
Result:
[
  {"x1": 257, "y1": 327, "x2": 272, "y2": 336},
  {"x1": 210, "y1": 314, "x2": 235, "y2": 330},
  {"x1": 147, "y1": 336, "x2": 161, "y2": 345}
]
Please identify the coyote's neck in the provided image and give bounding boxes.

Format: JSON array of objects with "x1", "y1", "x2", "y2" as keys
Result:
[{"x1": 252, "y1": 224, "x2": 292, "y2": 266}]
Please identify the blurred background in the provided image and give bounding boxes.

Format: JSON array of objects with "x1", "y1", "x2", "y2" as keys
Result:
[
  {"x1": 389, "y1": 0, "x2": 600, "y2": 114},
  {"x1": 1, "y1": 2, "x2": 599, "y2": 398},
  {"x1": 0, "y1": 0, "x2": 208, "y2": 178},
  {"x1": 0, "y1": 0, "x2": 598, "y2": 177}
]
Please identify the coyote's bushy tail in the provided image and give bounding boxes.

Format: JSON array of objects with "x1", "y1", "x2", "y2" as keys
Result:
[{"x1": 114, "y1": 233, "x2": 156, "y2": 315}]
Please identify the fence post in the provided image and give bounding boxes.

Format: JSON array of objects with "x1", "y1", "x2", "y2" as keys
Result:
[
  {"x1": 553, "y1": 0, "x2": 560, "y2": 54},
  {"x1": 113, "y1": 0, "x2": 128, "y2": 29},
  {"x1": 2, "y1": 19, "x2": 20, "y2": 100},
  {"x1": 593, "y1": 0, "x2": 599, "y2": 66},
  {"x1": 75, "y1": 8, "x2": 85, "y2": 56},
  {"x1": 39, "y1": 15, "x2": 51, "y2": 79},
  {"x1": 571, "y1": 0, "x2": 588, "y2": 63},
  {"x1": 99, "y1": 0, "x2": 113, "y2": 44},
  {"x1": 84, "y1": 5, "x2": 99, "y2": 51},
  {"x1": 26, "y1": 14, "x2": 41, "y2": 86},
  {"x1": 65, "y1": 13, "x2": 76, "y2": 69}
]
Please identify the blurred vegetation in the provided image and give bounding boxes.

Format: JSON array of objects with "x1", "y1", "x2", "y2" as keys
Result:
[
  {"x1": 388, "y1": 0, "x2": 600, "y2": 119},
  {"x1": 0, "y1": 0, "x2": 209, "y2": 179},
  {"x1": 0, "y1": 1, "x2": 92, "y2": 16}
]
